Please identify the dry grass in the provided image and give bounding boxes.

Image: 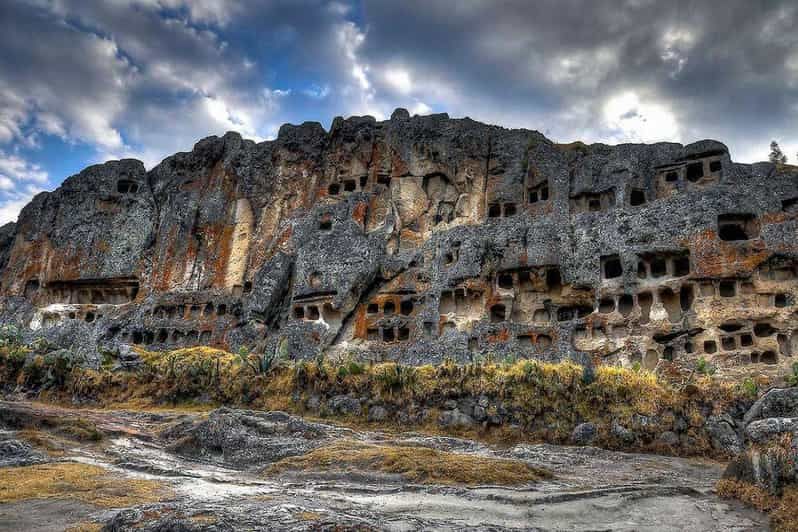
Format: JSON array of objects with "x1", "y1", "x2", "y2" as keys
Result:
[
  {"x1": 17, "y1": 429, "x2": 69, "y2": 457},
  {"x1": 295, "y1": 511, "x2": 322, "y2": 521},
  {"x1": 716, "y1": 479, "x2": 798, "y2": 532},
  {"x1": 65, "y1": 523, "x2": 103, "y2": 532},
  {"x1": 268, "y1": 440, "x2": 551, "y2": 486},
  {"x1": 0, "y1": 462, "x2": 169, "y2": 508}
]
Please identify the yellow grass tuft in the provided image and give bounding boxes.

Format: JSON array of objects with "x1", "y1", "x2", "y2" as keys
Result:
[
  {"x1": 268, "y1": 440, "x2": 551, "y2": 486},
  {"x1": 0, "y1": 462, "x2": 170, "y2": 508},
  {"x1": 65, "y1": 523, "x2": 103, "y2": 532}
]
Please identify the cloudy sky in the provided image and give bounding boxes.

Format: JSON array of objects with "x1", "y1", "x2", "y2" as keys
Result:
[{"x1": 0, "y1": 0, "x2": 796, "y2": 224}]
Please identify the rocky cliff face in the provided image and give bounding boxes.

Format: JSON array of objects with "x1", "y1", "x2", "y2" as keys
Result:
[{"x1": 1, "y1": 109, "x2": 796, "y2": 372}]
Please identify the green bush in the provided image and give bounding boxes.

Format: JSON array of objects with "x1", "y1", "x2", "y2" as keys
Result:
[
  {"x1": 696, "y1": 357, "x2": 716, "y2": 375},
  {"x1": 787, "y1": 362, "x2": 798, "y2": 387},
  {"x1": 740, "y1": 377, "x2": 758, "y2": 397},
  {"x1": 375, "y1": 364, "x2": 418, "y2": 395}
]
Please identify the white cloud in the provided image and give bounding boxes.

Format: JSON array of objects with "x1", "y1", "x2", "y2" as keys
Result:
[
  {"x1": 410, "y1": 101, "x2": 431, "y2": 115},
  {"x1": 158, "y1": 0, "x2": 241, "y2": 26},
  {"x1": 0, "y1": 186, "x2": 45, "y2": 225},
  {"x1": 603, "y1": 91, "x2": 680, "y2": 143},
  {"x1": 546, "y1": 46, "x2": 619, "y2": 88},
  {"x1": 660, "y1": 27, "x2": 697, "y2": 78},
  {"x1": 336, "y1": 21, "x2": 371, "y2": 93},
  {"x1": 303, "y1": 84, "x2": 330, "y2": 100},
  {"x1": 0, "y1": 86, "x2": 27, "y2": 144},
  {"x1": 384, "y1": 68, "x2": 413, "y2": 94},
  {"x1": 0, "y1": 151, "x2": 49, "y2": 184}
]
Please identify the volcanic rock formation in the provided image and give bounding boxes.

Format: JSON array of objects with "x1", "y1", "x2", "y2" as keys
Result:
[{"x1": 0, "y1": 110, "x2": 796, "y2": 373}]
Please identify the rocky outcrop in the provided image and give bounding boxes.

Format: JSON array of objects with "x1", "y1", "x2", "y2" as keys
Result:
[
  {"x1": 0, "y1": 436, "x2": 46, "y2": 467},
  {"x1": 724, "y1": 387, "x2": 798, "y2": 495},
  {"x1": 163, "y1": 407, "x2": 353, "y2": 469},
  {"x1": 0, "y1": 110, "x2": 795, "y2": 375}
]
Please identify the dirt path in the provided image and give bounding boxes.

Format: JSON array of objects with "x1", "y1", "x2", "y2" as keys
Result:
[{"x1": 0, "y1": 401, "x2": 768, "y2": 531}]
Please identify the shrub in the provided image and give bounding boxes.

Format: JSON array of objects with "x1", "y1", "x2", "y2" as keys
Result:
[
  {"x1": 740, "y1": 377, "x2": 758, "y2": 397},
  {"x1": 374, "y1": 363, "x2": 418, "y2": 396},
  {"x1": 785, "y1": 362, "x2": 798, "y2": 387},
  {"x1": 696, "y1": 357, "x2": 715, "y2": 375}
]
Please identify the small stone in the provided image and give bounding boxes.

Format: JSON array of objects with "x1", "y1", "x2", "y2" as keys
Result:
[
  {"x1": 612, "y1": 421, "x2": 636, "y2": 445},
  {"x1": 487, "y1": 414, "x2": 503, "y2": 426},
  {"x1": 571, "y1": 422, "x2": 597, "y2": 445},
  {"x1": 328, "y1": 395, "x2": 362, "y2": 416},
  {"x1": 306, "y1": 395, "x2": 321, "y2": 411},
  {"x1": 367, "y1": 406, "x2": 388, "y2": 422},
  {"x1": 438, "y1": 409, "x2": 474, "y2": 428},
  {"x1": 472, "y1": 405, "x2": 487, "y2": 422},
  {"x1": 658, "y1": 431, "x2": 679, "y2": 447}
]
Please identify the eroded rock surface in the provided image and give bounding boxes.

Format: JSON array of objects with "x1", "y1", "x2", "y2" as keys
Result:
[
  {"x1": 724, "y1": 387, "x2": 798, "y2": 496},
  {"x1": 163, "y1": 407, "x2": 354, "y2": 469},
  {"x1": 0, "y1": 401, "x2": 770, "y2": 531},
  {"x1": 0, "y1": 111, "x2": 794, "y2": 377}
]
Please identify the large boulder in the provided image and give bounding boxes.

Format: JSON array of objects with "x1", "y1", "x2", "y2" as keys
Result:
[
  {"x1": 705, "y1": 414, "x2": 742, "y2": 455},
  {"x1": 164, "y1": 408, "x2": 352, "y2": 469},
  {"x1": 744, "y1": 388, "x2": 798, "y2": 425},
  {"x1": 723, "y1": 389, "x2": 798, "y2": 495}
]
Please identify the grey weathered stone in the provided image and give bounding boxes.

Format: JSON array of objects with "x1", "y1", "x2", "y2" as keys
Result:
[
  {"x1": 658, "y1": 431, "x2": 680, "y2": 447},
  {"x1": 744, "y1": 388, "x2": 798, "y2": 425},
  {"x1": 438, "y1": 409, "x2": 474, "y2": 428},
  {"x1": 306, "y1": 395, "x2": 321, "y2": 411},
  {"x1": 612, "y1": 421, "x2": 636, "y2": 445},
  {"x1": 328, "y1": 395, "x2": 362, "y2": 417},
  {"x1": 164, "y1": 407, "x2": 351, "y2": 469},
  {"x1": 367, "y1": 405, "x2": 388, "y2": 422},
  {"x1": 745, "y1": 417, "x2": 798, "y2": 443},
  {"x1": 571, "y1": 422, "x2": 597, "y2": 445},
  {"x1": 0, "y1": 437, "x2": 46, "y2": 467},
  {"x1": 705, "y1": 415, "x2": 742, "y2": 455}
]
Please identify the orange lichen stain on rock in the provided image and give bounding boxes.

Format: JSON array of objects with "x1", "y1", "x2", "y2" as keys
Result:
[
  {"x1": 390, "y1": 149, "x2": 409, "y2": 178},
  {"x1": 211, "y1": 224, "x2": 236, "y2": 288},
  {"x1": 41, "y1": 239, "x2": 86, "y2": 284},
  {"x1": 152, "y1": 226, "x2": 180, "y2": 291},
  {"x1": 352, "y1": 201, "x2": 368, "y2": 227},
  {"x1": 399, "y1": 229, "x2": 423, "y2": 248},
  {"x1": 687, "y1": 229, "x2": 770, "y2": 278},
  {"x1": 353, "y1": 305, "x2": 368, "y2": 339},
  {"x1": 760, "y1": 212, "x2": 789, "y2": 225},
  {"x1": 486, "y1": 328, "x2": 510, "y2": 344}
]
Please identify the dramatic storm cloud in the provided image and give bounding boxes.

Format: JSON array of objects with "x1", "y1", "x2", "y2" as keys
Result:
[{"x1": 0, "y1": 0, "x2": 795, "y2": 223}]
